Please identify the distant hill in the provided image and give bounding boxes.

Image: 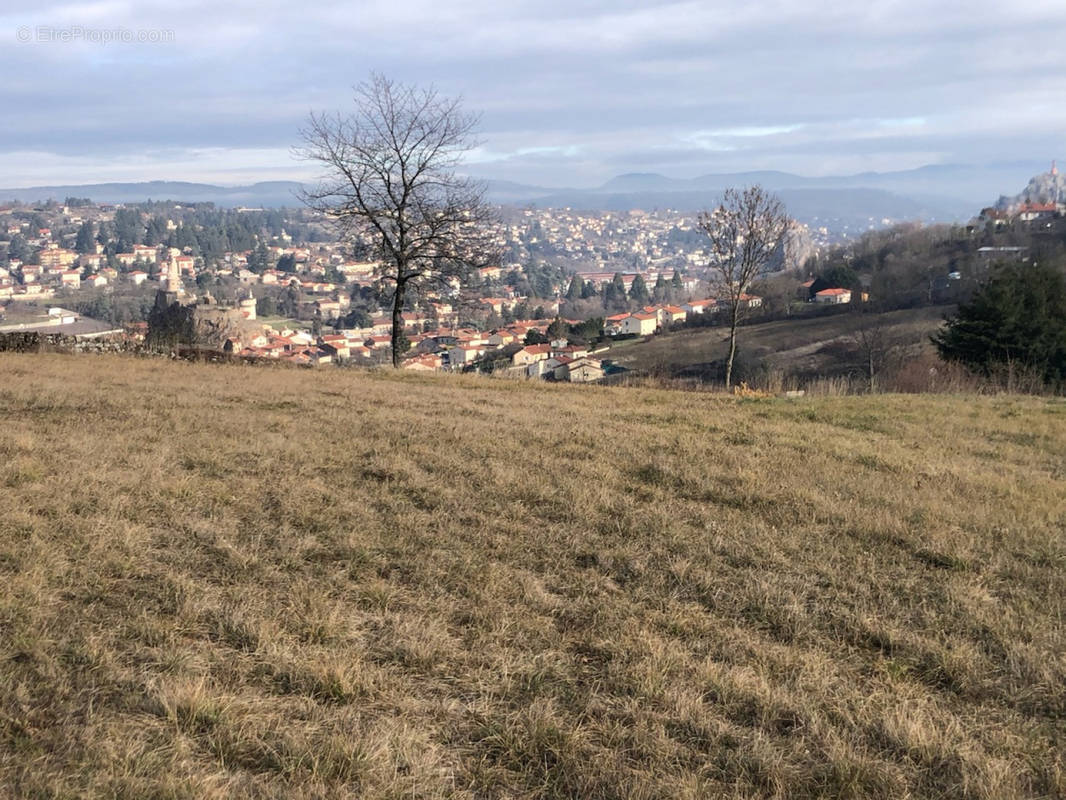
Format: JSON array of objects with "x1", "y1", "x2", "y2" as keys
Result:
[
  {"x1": 0, "y1": 160, "x2": 1051, "y2": 226},
  {"x1": 485, "y1": 162, "x2": 1051, "y2": 225},
  {"x1": 0, "y1": 180, "x2": 306, "y2": 208},
  {"x1": 521, "y1": 186, "x2": 973, "y2": 226}
]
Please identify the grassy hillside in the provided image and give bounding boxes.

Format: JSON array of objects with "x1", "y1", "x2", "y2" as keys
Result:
[
  {"x1": 610, "y1": 305, "x2": 950, "y2": 382},
  {"x1": 1, "y1": 354, "x2": 1064, "y2": 799}
]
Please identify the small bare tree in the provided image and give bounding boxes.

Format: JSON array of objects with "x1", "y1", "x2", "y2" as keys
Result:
[
  {"x1": 297, "y1": 74, "x2": 498, "y2": 367},
  {"x1": 698, "y1": 185, "x2": 789, "y2": 389}
]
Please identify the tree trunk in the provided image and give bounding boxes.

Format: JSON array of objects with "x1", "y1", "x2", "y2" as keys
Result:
[
  {"x1": 725, "y1": 304, "x2": 739, "y2": 390},
  {"x1": 391, "y1": 279, "x2": 406, "y2": 369}
]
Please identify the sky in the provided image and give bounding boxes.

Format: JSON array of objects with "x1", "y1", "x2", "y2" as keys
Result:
[{"x1": 2, "y1": 0, "x2": 1065, "y2": 189}]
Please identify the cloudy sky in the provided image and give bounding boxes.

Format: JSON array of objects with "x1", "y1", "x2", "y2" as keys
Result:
[{"x1": 3, "y1": 0, "x2": 1065, "y2": 188}]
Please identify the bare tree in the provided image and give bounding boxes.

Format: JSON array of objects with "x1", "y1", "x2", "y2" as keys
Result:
[
  {"x1": 851, "y1": 308, "x2": 915, "y2": 392},
  {"x1": 297, "y1": 74, "x2": 498, "y2": 367},
  {"x1": 698, "y1": 185, "x2": 790, "y2": 389}
]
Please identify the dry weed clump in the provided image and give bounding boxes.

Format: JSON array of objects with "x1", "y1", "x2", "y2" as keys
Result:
[{"x1": 0, "y1": 352, "x2": 1064, "y2": 799}]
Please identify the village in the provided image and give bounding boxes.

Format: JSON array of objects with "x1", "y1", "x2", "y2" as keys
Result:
[{"x1": 0, "y1": 199, "x2": 866, "y2": 380}]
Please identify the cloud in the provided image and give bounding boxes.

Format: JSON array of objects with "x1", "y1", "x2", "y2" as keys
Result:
[{"x1": 1, "y1": 0, "x2": 1065, "y2": 187}]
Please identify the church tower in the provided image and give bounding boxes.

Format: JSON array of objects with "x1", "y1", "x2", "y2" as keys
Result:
[{"x1": 166, "y1": 258, "x2": 183, "y2": 295}]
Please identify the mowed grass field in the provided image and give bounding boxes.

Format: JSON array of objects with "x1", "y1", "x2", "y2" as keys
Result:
[{"x1": 1, "y1": 353, "x2": 1064, "y2": 799}]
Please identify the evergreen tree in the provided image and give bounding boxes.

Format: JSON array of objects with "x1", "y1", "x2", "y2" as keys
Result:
[
  {"x1": 629, "y1": 274, "x2": 650, "y2": 305},
  {"x1": 113, "y1": 208, "x2": 143, "y2": 251},
  {"x1": 671, "y1": 270, "x2": 684, "y2": 295},
  {"x1": 653, "y1": 272, "x2": 668, "y2": 302},
  {"x1": 75, "y1": 220, "x2": 96, "y2": 254},
  {"x1": 547, "y1": 316, "x2": 569, "y2": 340},
  {"x1": 566, "y1": 274, "x2": 583, "y2": 301},
  {"x1": 247, "y1": 241, "x2": 272, "y2": 274},
  {"x1": 144, "y1": 216, "x2": 169, "y2": 246},
  {"x1": 7, "y1": 234, "x2": 29, "y2": 263},
  {"x1": 934, "y1": 261, "x2": 1066, "y2": 387},
  {"x1": 603, "y1": 272, "x2": 629, "y2": 312}
]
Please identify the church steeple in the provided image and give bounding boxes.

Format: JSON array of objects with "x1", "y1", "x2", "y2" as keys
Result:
[{"x1": 1051, "y1": 159, "x2": 1058, "y2": 177}]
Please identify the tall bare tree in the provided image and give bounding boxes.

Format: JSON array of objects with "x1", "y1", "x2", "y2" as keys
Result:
[
  {"x1": 297, "y1": 74, "x2": 498, "y2": 367},
  {"x1": 698, "y1": 185, "x2": 790, "y2": 389}
]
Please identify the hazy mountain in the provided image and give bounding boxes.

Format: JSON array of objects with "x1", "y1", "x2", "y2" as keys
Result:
[
  {"x1": 0, "y1": 180, "x2": 306, "y2": 208},
  {"x1": 522, "y1": 186, "x2": 972, "y2": 226},
  {"x1": 0, "y1": 160, "x2": 1047, "y2": 226},
  {"x1": 484, "y1": 162, "x2": 1050, "y2": 224}
]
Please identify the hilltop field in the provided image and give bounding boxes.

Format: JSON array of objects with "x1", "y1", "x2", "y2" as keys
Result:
[{"x1": 1, "y1": 354, "x2": 1064, "y2": 799}]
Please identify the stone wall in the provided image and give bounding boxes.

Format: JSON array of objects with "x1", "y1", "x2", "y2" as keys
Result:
[{"x1": 0, "y1": 332, "x2": 134, "y2": 354}]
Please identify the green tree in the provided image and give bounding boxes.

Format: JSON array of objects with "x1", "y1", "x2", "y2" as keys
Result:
[
  {"x1": 247, "y1": 241, "x2": 272, "y2": 274},
  {"x1": 256, "y1": 295, "x2": 278, "y2": 317},
  {"x1": 565, "y1": 274, "x2": 583, "y2": 301},
  {"x1": 6, "y1": 234, "x2": 29, "y2": 263},
  {"x1": 75, "y1": 220, "x2": 96, "y2": 254},
  {"x1": 547, "y1": 316, "x2": 569, "y2": 340},
  {"x1": 653, "y1": 272, "x2": 668, "y2": 302},
  {"x1": 671, "y1": 270, "x2": 684, "y2": 295},
  {"x1": 820, "y1": 264, "x2": 859, "y2": 290},
  {"x1": 933, "y1": 261, "x2": 1066, "y2": 387},
  {"x1": 603, "y1": 272, "x2": 628, "y2": 312},
  {"x1": 569, "y1": 317, "x2": 604, "y2": 342},
  {"x1": 113, "y1": 208, "x2": 143, "y2": 251},
  {"x1": 629, "y1": 274, "x2": 650, "y2": 305},
  {"x1": 276, "y1": 253, "x2": 297, "y2": 273},
  {"x1": 144, "y1": 216, "x2": 168, "y2": 246}
]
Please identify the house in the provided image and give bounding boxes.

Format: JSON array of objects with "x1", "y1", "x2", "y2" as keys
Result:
[
  {"x1": 318, "y1": 335, "x2": 350, "y2": 358},
  {"x1": 738, "y1": 293, "x2": 762, "y2": 309},
  {"x1": 682, "y1": 299, "x2": 717, "y2": 317},
  {"x1": 128, "y1": 271, "x2": 148, "y2": 285},
  {"x1": 814, "y1": 287, "x2": 851, "y2": 304},
  {"x1": 565, "y1": 358, "x2": 604, "y2": 383},
  {"x1": 84, "y1": 274, "x2": 107, "y2": 288},
  {"x1": 619, "y1": 312, "x2": 657, "y2": 337},
  {"x1": 512, "y1": 343, "x2": 551, "y2": 366},
  {"x1": 661, "y1": 305, "x2": 686, "y2": 324},
  {"x1": 604, "y1": 312, "x2": 630, "y2": 335},
  {"x1": 59, "y1": 270, "x2": 81, "y2": 288},
  {"x1": 544, "y1": 355, "x2": 574, "y2": 380},
  {"x1": 799, "y1": 277, "x2": 833, "y2": 300},
  {"x1": 39, "y1": 249, "x2": 77, "y2": 269},
  {"x1": 1017, "y1": 202, "x2": 1057, "y2": 222},
  {"x1": 403, "y1": 354, "x2": 443, "y2": 371},
  {"x1": 133, "y1": 245, "x2": 159, "y2": 263},
  {"x1": 448, "y1": 344, "x2": 485, "y2": 368}
]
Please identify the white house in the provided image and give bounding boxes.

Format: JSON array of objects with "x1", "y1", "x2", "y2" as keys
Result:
[
  {"x1": 813, "y1": 288, "x2": 851, "y2": 305},
  {"x1": 619, "y1": 313, "x2": 657, "y2": 336}
]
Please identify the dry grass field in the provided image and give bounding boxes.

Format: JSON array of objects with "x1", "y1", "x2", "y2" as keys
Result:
[
  {"x1": 611, "y1": 305, "x2": 950, "y2": 382},
  {"x1": 1, "y1": 353, "x2": 1064, "y2": 799}
]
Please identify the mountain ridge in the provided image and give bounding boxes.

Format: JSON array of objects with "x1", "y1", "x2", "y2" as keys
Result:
[{"x1": 0, "y1": 161, "x2": 1051, "y2": 225}]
